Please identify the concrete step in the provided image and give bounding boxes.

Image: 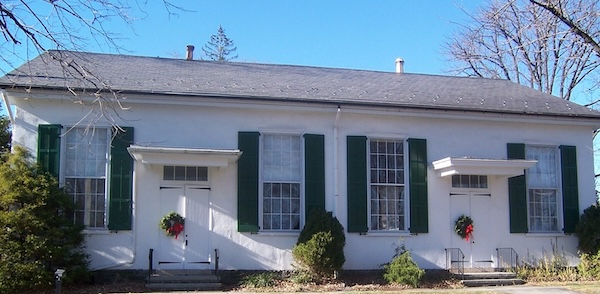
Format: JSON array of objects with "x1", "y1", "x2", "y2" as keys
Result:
[
  {"x1": 146, "y1": 282, "x2": 222, "y2": 291},
  {"x1": 146, "y1": 270, "x2": 221, "y2": 291},
  {"x1": 461, "y1": 271, "x2": 517, "y2": 280},
  {"x1": 462, "y1": 278, "x2": 526, "y2": 287}
]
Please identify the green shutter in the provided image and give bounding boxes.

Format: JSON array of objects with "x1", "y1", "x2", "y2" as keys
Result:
[
  {"x1": 37, "y1": 124, "x2": 62, "y2": 177},
  {"x1": 304, "y1": 134, "x2": 325, "y2": 220},
  {"x1": 346, "y1": 136, "x2": 368, "y2": 233},
  {"x1": 238, "y1": 132, "x2": 260, "y2": 232},
  {"x1": 507, "y1": 143, "x2": 528, "y2": 233},
  {"x1": 408, "y1": 138, "x2": 428, "y2": 233},
  {"x1": 108, "y1": 127, "x2": 134, "y2": 230},
  {"x1": 560, "y1": 145, "x2": 579, "y2": 233}
]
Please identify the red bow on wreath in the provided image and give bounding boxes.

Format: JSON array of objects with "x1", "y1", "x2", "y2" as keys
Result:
[
  {"x1": 465, "y1": 224, "x2": 474, "y2": 241},
  {"x1": 168, "y1": 223, "x2": 184, "y2": 239}
]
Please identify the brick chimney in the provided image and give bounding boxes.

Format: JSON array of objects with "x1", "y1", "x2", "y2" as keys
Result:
[{"x1": 186, "y1": 45, "x2": 195, "y2": 60}]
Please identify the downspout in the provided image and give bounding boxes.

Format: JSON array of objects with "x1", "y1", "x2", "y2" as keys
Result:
[
  {"x1": 333, "y1": 106, "x2": 341, "y2": 217},
  {"x1": 0, "y1": 90, "x2": 15, "y2": 124}
]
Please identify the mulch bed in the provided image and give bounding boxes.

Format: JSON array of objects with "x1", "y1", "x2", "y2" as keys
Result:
[{"x1": 40, "y1": 269, "x2": 462, "y2": 293}]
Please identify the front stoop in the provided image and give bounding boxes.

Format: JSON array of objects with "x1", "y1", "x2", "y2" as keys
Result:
[
  {"x1": 460, "y1": 272, "x2": 525, "y2": 287},
  {"x1": 146, "y1": 270, "x2": 222, "y2": 291}
]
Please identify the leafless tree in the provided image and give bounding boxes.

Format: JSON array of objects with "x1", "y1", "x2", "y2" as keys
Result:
[
  {"x1": 445, "y1": 0, "x2": 600, "y2": 102},
  {"x1": 0, "y1": 0, "x2": 185, "y2": 126},
  {"x1": 529, "y1": 0, "x2": 600, "y2": 56}
]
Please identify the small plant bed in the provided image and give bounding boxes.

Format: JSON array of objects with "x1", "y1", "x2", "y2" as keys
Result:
[{"x1": 228, "y1": 269, "x2": 461, "y2": 292}]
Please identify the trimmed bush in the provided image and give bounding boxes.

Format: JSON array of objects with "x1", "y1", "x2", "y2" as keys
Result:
[
  {"x1": 383, "y1": 251, "x2": 424, "y2": 287},
  {"x1": 575, "y1": 202, "x2": 600, "y2": 254},
  {"x1": 292, "y1": 209, "x2": 345, "y2": 278}
]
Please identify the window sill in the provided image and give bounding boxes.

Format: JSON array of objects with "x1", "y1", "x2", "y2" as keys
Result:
[
  {"x1": 252, "y1": 231, "x2": 300, "y2": 237},
  {"x1": 361, "y1": 232, "x2": 412, "y2": 237},
  {"x1": 83, "y1": 229, "x2": 112, "y2": 235},
  {"x1": 525, "y1": 232, "x2": 567, "y2": 237}
]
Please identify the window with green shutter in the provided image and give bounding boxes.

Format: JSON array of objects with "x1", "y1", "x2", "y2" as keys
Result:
[
  {"x1": 346, "y1": 136, "x2": 428, "y2": 234},
  {"x1": 37, "y1": 124, "x2": 134, "y2": 230},
  {"x1": 507, "y1": 143, "x2": 579, "y2": 233},
  {"x1": 237, "y1": 132, "x2": 326, "y2": 233}
]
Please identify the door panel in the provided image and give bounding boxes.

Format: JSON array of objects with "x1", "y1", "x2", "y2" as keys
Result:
[
  {"x1": 183, "y1": 186, "x2": 211, "y2": 269},
  {"x1": 158, "y1": 185, "x2": 211, "y2": 270},
  {"x1": 158, "y1": 186, "x2": 186, "y2": 269},
  {"x1": 450, "y1": 192, "x2": 493, "y2": 268}
]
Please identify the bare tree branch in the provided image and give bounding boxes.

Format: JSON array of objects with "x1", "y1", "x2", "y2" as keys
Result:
[
  {"x1": 530, "y1": 0, "x2": 600, "y2": 56},
  {"x1": 445, "y1": 0, "x2": 600, "y2": 102}
]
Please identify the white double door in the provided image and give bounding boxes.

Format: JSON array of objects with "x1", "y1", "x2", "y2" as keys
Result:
[
  {"x1": 158, "y1": 185, "x2": 211, "y2": 269},
  {"x1": 449, "y1": 191, "x2": 493, "y2": 268}
]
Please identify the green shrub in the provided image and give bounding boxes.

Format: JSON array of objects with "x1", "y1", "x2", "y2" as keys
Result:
[
  {"x1": 579, "y1": 251, "x2": 600, "y2": 279},
  {"x1": 383, "y1": 251, "x2": 424, "y2": 287},
  {"x1": 292, "y1": 209, "x2": 345, "y2": 279},
  {"x1": 0, "y1": 147, "x2": 89, "y2": 293},
  {"x1": 575, "y1": 203, "x2": 600, "y2": 254},
  {"x1": 241, "y1": 271, "x2": 281, "y2": 288}
]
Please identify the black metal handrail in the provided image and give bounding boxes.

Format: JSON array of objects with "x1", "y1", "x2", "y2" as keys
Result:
[
  {"x1": 214, "y1": 248, "x2": 219, "y2": 274},
  {"x1": 496, "y1": 247, "x2": 519, "y2": 271},
  {"x1": 445, "y1": 248, "x2": 465, "y2": 278},
  {"x1": 148, "y1": 248, "x2": 154, "y2": 278}
]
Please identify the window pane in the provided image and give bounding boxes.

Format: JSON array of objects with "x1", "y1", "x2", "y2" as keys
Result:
[
  {"x1": 369, "y1": 139, "x2": 406, "y2": 231},
  {"x1": 528, "y1": 189, "x2": 558, "y2": 232},
  {"x1": 65, "y1": 128, "x2": 108, "y2": 228},
  {"x1": 174, "y1": 166, "x2": 185, "y2": 181},
  {"x1": 261, "y1": 134, "x2": 302, "y2": 231},
  {"x1": 527, "y1": 146, "x2": 558, "y2": 188},
  {"x1": 186, "y1": 167, "x2": 197, "y2": 181},
  {"x1": 163, "y1": 166, "x2": 174, "y2": 180}
]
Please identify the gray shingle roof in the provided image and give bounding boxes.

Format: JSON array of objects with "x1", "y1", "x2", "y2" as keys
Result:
[{"x1": 1, "y1": 50, "x2": 600, "y2": 119}]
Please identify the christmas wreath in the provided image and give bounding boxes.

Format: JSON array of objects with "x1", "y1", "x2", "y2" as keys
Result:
[
  {"x1": 454, "y1": 215, "x2": 474, "y2": 241},
  {"x1": 160, "y1": 212, "x2": 185, "y2": 239}
]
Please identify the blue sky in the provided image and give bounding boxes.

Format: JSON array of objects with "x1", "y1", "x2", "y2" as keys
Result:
[
  {"x1": 118, "y1": 1, "x2": 479, "y2": 74},
  {"x1": 2, "y1": 1, "x2": 483, "y2": 116}
]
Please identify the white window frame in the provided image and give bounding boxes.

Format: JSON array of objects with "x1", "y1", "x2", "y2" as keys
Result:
[
  {"x1": 258, "y1": 133, "x2": 304, "y2": 232},
  {"x1": 525, "y1": 145, "x2": 563, "y2": 233},
  {"x1": 60, "y1": 127, "x2": 110, "y2": 229},
  {"x1": 451, "y1": 175, "x2": 489, "y2": 190},
  {"x1": 367, "y1": 137, "x2": 408, "y2": 232},
  {"x1": 162, "y1": 166, "x2": 210, "y2": 184}
]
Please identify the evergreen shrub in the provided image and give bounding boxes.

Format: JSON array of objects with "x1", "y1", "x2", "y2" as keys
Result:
[
  {"x1": 292, "y1": 209, "x2": 345, "y2": 279},
  {"x1": 0, "y1": 147, "x2": 89, "y2": 293}
]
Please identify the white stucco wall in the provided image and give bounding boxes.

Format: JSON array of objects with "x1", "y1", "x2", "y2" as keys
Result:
[{"x1": 7, "y1": 91, "x2": 599, "y2": 271}]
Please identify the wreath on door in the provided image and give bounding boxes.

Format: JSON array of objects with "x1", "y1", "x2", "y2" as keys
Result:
[
  {"x1": 160, "y1": 212, "x2": 185, "y2": 239},
  {"x1": 454, "y1": 215, "x2": 474, "y2": 241}
]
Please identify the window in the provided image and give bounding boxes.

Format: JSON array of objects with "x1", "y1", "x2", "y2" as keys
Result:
[
  {"x1": 368, "y1": 139, "x2": 406, "y2": 231},
  {"x1": 451, "y1": 175, "x2": 488, "y2": 189},
  {"x1": 163, "y1": 166, "x2": 208, "y2": 181},
  {"x1": 64, "y1": 128, "x2": 109, "y2": 228},
  {"x1": 526, "y1": 146, "x2": 560, "y2": 232},
  {"x1": 261, "y1": 134, "x2": 302, "y2": 231}
]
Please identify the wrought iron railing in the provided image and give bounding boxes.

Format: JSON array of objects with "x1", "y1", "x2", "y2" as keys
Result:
[
  {"x1": 445, "y1": 248, "x2": 465, "y2": 278},
  {"x1": 148, "y1": 248, "x2": 154, "y2": 278},
  {"x1": 496, "y1": 247, "x2": 519, "y2": 271}
]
